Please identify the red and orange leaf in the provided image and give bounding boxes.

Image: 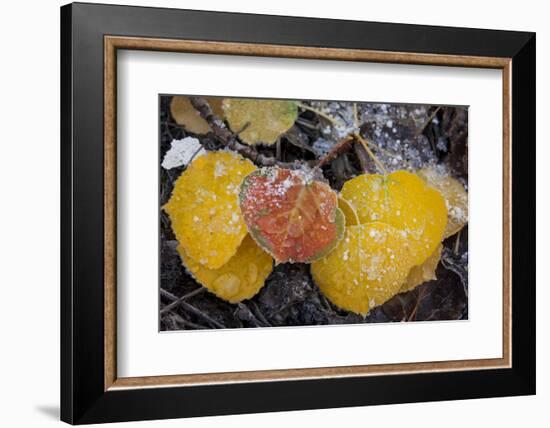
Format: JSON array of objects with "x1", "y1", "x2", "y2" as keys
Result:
[{"x1": 239, "y1": 167, "x2": 345, "y2": 264}]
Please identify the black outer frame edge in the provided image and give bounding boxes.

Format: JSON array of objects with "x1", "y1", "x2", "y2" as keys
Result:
[
  {"x1": 510, "y1": 34, "x2": 536, "y2": 392},
  {"x1": 70, "y1": 1, "x2": 533, "y2": 56},
  {"x1": 60, "y1": 2, "x2": 536, "y2": 424},
  {"x1": 60, "y1": 4, "x2": 74, "y2": 425}
]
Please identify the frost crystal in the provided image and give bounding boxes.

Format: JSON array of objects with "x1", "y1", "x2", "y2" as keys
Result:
[
  {"x1": 436, "y1": 137, "x2": 448, "y2": 152},
  {"x1": 161, "y1": 137, "x2": 205, "y2": 169},
  {"x1": 312, "y1": 138, "x2": 334, "y2": 156}
]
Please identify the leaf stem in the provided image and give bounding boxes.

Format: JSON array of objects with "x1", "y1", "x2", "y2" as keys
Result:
[
  {"x1": 454, "y1": 229, "x2": 462, "y2": 255},
  {"x1": 353, "y1": 133, "x2": 388, "y2": 175},
  {"x1": 416, "y1": 106, "x2": 441, "y2": 136},
  {"x1": 297, "y1": 102, "x2": 345, "y2": 127},
  {"x1": 358, "y1": 136, "x2": 416, "y2": 171}
]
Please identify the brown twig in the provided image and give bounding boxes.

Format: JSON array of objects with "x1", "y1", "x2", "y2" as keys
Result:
[
  {"x1": 189, "y1": 96, "x2": 313, "y2": 169},
  {"x1": 250, "y1": 301, "x2": 272, "y2": 327},
  {"x1": 161, "y1": 307, "x2": 208, "y2": 330},
  {"x1": 235, "y1": 121, "x2": 251, "y2": 135},
  {"x1": 316, "y1": 136, "x2": 354, "y2": 168},
  {"x1": 179, "y1": 301, "x2": 226, "y2": 329},
  {"x1": 160, "y1": 288, "x2": 226, "y2": 328},
  {"x1": 408, "y1": 287, "x2": 428, "y2": 321},
  {"x1": 160, "y1": 287, "x2": 205, "y2": 315},
  {"x1": 235, "y1": 303, "x2": 267, "y2": 327}
]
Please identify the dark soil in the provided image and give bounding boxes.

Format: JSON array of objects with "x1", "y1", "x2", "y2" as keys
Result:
[{"x1": 159, "y1": 95, "x2": 468, "y2": 331}]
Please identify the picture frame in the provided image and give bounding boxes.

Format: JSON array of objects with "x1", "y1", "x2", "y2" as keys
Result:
[{"x1": 60, "y1": 2, "x2": 535, "y2": 424}]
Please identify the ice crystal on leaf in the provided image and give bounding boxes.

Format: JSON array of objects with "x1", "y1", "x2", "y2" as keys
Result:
[
  {"x1": 163, "y1": 151, "x2": 256, "y2": 269},
  {"x1": 340, "y1": 170, "x2": 447, "y2": 265},
  {"x1": 311, "y1": 222, "x2": 416, "y2": 315},
  {"x1": 239, "y1": 167, "x2": 345, "y2": 264},
  {"x1": 313, "y1": 170, "x2": 449, "y2": 313},
  {"x1": 178, "y1": 235, "x2": 273, "y2": 303}
]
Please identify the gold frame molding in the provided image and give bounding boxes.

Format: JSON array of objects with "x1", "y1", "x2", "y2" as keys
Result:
[{"x1": 104, "y1": 35, "x2": 512, "y2": 391}]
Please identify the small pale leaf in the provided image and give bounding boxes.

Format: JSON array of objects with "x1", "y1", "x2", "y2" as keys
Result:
[
  {"x1": 170, "y1": 96, "x2": 224, "y2": 134},
  {"x1": 223, "y1": 98, "x2": 298, "y2": 145},
  {"x1": 401, "y1": 244, "x2": 442, "y2": 293},
  {"x1": 418, "y1": 168, "x2": 468, "y2": 238},
  {"x1": 161, "y1": 137, "x2": 205, "y2": 170}
]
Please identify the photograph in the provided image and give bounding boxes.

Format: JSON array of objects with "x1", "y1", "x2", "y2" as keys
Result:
[{"x1": 159, "y1": 95, "x2": 469, "y2": 330}]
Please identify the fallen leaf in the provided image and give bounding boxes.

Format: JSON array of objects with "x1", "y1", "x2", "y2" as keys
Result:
[
  {"x1": 401, "y1": 244, "x2": 442, "y2": 292},
  {"x1": 163, "y1": 151, "x2": 256, "y2": 269},
  {"x1": 161, "y1": 137, "x2": 205, "y2": 169},
  {"x1": 340, "y1": 170, "x2": 447, "y2": 265},
  {"x1": 239, "y1": 167, "x2": 345, "y2": 263},
  {"x1": 338, "y1": 195, "x2": 359, "y2": 226},
  {"x1": 170, "y1": 96, "x2": 224, "y2": 134},
  {"x1": 179, "y1": 235, "x2": 273, "y2": 303},
  {"x1": 418, "y1": 167, "x2": 468, "y2": 237},
  {"x1": 373, "y1": 263, "x2": 467, "y2": 322},
  {"x1": 311, "y1": 222, "x2": 417, "y2": 315},
  {"x1": 223, "y1": 98, "x2": 298, "y2": 145}
]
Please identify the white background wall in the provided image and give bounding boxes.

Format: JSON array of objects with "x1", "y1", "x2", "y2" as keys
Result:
[{"x1": 0, "y1": 0, "x2": 546, "y2": 426}]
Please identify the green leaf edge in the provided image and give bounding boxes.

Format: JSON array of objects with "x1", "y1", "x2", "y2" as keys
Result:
[
  {"x1": 239, "y1": 167, "x2": 347, "y2": 264},
  {"x1": 224, "y1": 100, "x2": 299, "y2": 146}
]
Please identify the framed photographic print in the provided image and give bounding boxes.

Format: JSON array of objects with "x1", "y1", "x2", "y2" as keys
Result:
[{"x1": 60, "y1": 2, "x2": 536, "y2": 424}]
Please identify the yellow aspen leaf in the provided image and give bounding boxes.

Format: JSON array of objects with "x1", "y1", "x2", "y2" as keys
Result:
[
  {"x1": 163, "y1": 151, "x2": 256, "y2": 269},
  {"x1": 417, "y1": 168, "x2": 468, "y2": 238},
  {"x1": 178, "y1": 235, "x2": 273, "y2": 303},
  {"x1": 401, "y1": 244, "x2": 442, "y2": 293},
  {"x1": 170, "y1": 96, "x2": 224, "y2": 134},
  {"x1": 340, "y1": 170, "x2": 447, "y2": 265},
  {"x1": 311, "y1": 222, "x2": 417, "y2": 315},
  {"x1": 222, "y1": 98, "x2": 298, "y2": 145}
]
